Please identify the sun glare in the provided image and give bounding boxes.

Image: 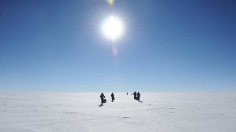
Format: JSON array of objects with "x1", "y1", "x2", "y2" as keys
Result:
[{"x1": 102, "y1": 15, "x2": 124, "y2": 41}]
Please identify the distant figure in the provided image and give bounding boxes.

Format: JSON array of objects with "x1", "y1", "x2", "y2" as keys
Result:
[
  {"x1": 127, "y1": 92, "x2": 128, "y2": 95},
  {"x1": 137, "y1": 92, "x2": 141, "y2": 101},
  {"x1": 133, "y1": 91, "x2": 137, "y2": 100},
  {"x1": 100, "y1": 93, "x2": 106, "y2": 105},
  {"x1": 111, "y1": 93, "x2": 115, "y2": 102}
]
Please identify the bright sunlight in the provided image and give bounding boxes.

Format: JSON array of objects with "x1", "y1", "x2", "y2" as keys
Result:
[{"x1": 102, "y1": 15, "x2": 124, "y2": 41}]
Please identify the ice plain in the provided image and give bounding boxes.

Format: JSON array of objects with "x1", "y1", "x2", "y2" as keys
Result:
[{"x1": 0, "y1": 92, "x2": 236, "y2": 132}]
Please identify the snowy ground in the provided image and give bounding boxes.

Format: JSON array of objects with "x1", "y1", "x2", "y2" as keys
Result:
[{"x1": 0, "y1": 92, "x2": 236, "y2": 132}]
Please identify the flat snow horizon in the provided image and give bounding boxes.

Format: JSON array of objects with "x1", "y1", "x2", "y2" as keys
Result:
[{"x1": 0, "y1": 92, "x2": 236, "y2": 132}]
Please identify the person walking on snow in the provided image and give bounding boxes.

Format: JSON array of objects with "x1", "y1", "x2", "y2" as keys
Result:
[
  {"x1": 100, "y1": 93, "x2": 105, "y2": 105},
  {"x1": 133, "y1": 91, "x2": 137, "y2": 100},
  {"x1": 111, "y1": 93, "x2": 115, "y2": 102},
  {"x1": 137, "y1": 92, "x2": 141, "y2": 101}
]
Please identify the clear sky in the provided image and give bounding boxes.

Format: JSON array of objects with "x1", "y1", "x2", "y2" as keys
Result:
[{"x1": 0, "y1": 0, "x2": 236, "y2": 92}]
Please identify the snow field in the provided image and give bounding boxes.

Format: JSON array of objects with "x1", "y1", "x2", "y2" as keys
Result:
[{"x1": 0, "y1": 92, "x2": 236, "y2": 132}]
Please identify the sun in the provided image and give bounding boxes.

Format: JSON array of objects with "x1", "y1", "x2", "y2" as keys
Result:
[{"x1": 102, "y1": 15, "x2": 124, "y2": 41}]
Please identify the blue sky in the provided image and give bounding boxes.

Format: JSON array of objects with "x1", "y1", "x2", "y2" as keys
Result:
[{"x1": 0, "y1": 0, "x2": 236, "y2": 92}]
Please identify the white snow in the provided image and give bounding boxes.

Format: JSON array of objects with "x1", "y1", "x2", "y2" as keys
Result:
[{"x1": 0, "y1": 92, "x2": 236, "y2": 132}]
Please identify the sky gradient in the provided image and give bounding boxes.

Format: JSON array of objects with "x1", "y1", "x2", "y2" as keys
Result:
[{"x1": 0, "y1": 0, "x2": 236, "y2": 92}]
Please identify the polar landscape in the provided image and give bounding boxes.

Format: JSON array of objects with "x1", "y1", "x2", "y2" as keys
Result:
[
  {"x1": 1, "y1": 0, "x2": 236, "y2": 132},
  {"x1": 0, "y1": 92, "x2": 236, "y2": 132}
]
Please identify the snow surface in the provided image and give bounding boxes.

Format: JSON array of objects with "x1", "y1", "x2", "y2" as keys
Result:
[{"x1": 0, "y1": 92, "x2": 236, "y2": 132}]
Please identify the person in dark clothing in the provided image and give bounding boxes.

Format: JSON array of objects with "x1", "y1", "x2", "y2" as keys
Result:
[
  {"x1": 100, "y1": 93, "x2": 105, "y2": 105},
  {"x1": 133, "y1": 91, "x2": 137, "y2": 100},
  {"x1": 137, "y1": 92, "x2": 141, "y2": 101},
  {"x1": 111, "y1": 93, "x2": 115, "y2": 102}
]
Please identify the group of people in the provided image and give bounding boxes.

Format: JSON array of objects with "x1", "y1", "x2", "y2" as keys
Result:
[
  {"x1": 99, "y1": 92, "x2": 141, "y2": 105},
  {"x1": 133, "y1": 91, "x2": 141, "y2": 101},
  {"x1": 100, "y1": 92, "x2": 115, "y2": 105}
]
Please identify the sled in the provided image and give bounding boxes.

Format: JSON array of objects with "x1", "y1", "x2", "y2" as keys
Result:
[{"x1": 103, "y1": 99, "x2": 107, "y2": 103}]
